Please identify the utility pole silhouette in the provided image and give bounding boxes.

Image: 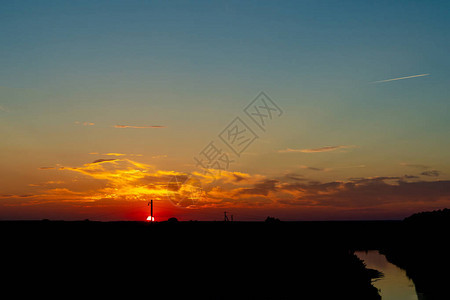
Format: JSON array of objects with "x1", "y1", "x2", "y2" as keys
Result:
[
  {"x1": 224, "y1": 212, "x2": 234, "y2": 222},
  {"x1": 148, "y1": 200, "x2": 154, "y2": 222}
]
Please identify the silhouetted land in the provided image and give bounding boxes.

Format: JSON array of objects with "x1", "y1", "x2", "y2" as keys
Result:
[
  {"x1": 3, "y1": 213, "x2": 448, "y2": 299},
  {"x1": 380, "y1": 209, "x2": 450, "y2": 300},
  {"x1": 1, "y1": 220, "x2": 386, "y2": 299}
]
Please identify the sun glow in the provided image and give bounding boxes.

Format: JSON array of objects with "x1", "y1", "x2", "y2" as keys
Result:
[{"x1": 146, "y1": 216, "x2": 155, "y2": 221}]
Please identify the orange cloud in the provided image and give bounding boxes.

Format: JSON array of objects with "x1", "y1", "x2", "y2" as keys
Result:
[
  {"x1": 114, "y1": 125, "x2": 165, "y2": 129},
  {"x1": 75, "y1": 121, "x2": 95, "y2": 126},
  {"x1": 62, "y1": 159, "x2": 185, "y2": 202},
  {"x1": 103, "y1": 153, "x2": 127, "y2": 156},
  {"x1": 16, "y1": 157, "x2": 450, "y2": 220},
  {"x1": 299, "y1": 165, "x2": 333, "y2": 172},
  {"x1": 279, "y1": 145, "x2": 356, "y2": 153}
]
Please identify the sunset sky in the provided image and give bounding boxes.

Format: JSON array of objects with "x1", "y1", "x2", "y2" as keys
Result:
[{"x1": 1, "y1": 1, "x2": 450, "y2": 221}]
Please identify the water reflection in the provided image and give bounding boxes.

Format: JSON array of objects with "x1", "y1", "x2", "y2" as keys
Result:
[{"x1": 355, "y1": 250, "x2": 418, "y2": 300}]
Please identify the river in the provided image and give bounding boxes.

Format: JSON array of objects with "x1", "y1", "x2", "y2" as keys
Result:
[{"x1": 355, "y1": 250, "x2": 418, "y2": 300}]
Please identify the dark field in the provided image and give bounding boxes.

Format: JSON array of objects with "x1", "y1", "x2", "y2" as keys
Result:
[{"x1": 1, "y1": 213, "x2": 449, "y2": 299}]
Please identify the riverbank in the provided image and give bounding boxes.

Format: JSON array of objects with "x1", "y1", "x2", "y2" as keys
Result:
[
  {"x1": 380, "y1": 209, "x2": 450, "y2": 299},
  {"x1": 356, "y1": 250, "x2": 418, "y2": 300}
]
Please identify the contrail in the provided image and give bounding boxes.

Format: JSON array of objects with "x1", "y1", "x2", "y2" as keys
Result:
[{"x1": 372, "y1": 73, "x2": 430, "y2": 83}]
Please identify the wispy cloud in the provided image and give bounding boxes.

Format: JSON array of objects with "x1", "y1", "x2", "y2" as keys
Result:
[
  {"x1": 114, "y1": 125, "x2": 165, "y2": 129},
  {"x1": 336, "y1": 164, "x2": 366, "y2": 169},
  {"x1": 400, "y1": 162, "x2": 430, "y2": 170},
  {"x1": 279, "y1": 145, "x2": 356, "y2": 153},
  {"x1": 372, "y1": 73, "x2": 429, "y2": 83},
  {"x1": 421, "y1": 170, "x2": 440, "y2": 177},
  {"x1": 299, "y1": 165, "x2": 332, "y2": 172},
  {"x1": 28, "y1": 181, "x2": 64, "y2": 187},
  {"x1": 278, "y1": 148, "x2": 305, "y2": 153},
  {"x1": 90, "y1": 158, "x2": 119, "y2": 164},
  {"x1": 89, "y1": 152, "x2": 142, "y2": 157},
  {"x1": 235, "y1": 179, "x2": 278, "y2": 197},
  {"x1": 74, "y1": 121, "x2": 95, "y2": 126}
]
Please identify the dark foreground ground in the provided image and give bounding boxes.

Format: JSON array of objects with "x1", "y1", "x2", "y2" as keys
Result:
[
  {"x1": 380, "y1": 209, "x2": 450, "y2": 300},
  {"x1": 2, "y1": 220, "x2": 383, "y2": 299},
  {"x1": 1, "y1": 213, "x2": 449, "y2": 299}
]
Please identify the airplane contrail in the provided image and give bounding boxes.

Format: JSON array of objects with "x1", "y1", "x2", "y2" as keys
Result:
[{"x1": 372, "y1": 73, "x2": 430, "y2": 83}]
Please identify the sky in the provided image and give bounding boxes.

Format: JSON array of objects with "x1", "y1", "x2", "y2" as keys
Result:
[{"x1": 1, "y1": 0, "x2": 450, "y2": 221}]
